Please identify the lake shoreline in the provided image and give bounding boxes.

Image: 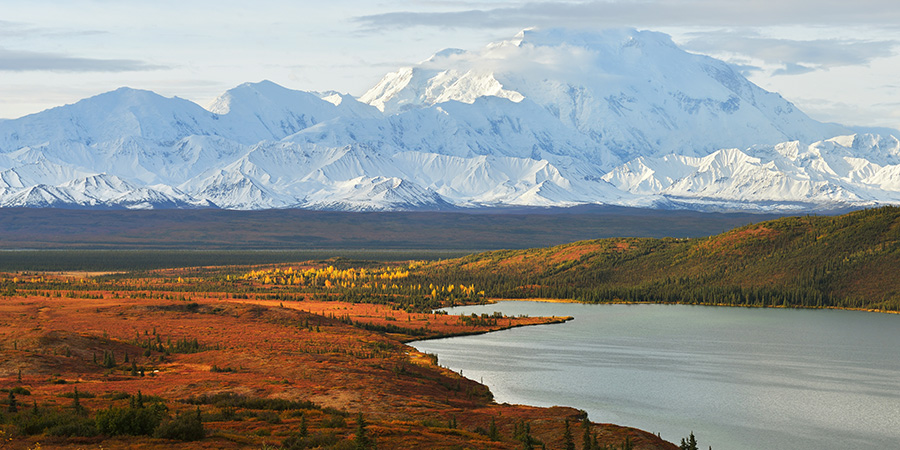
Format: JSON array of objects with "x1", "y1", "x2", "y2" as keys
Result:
[
  {"x1": 488, "y1": 297, "x2": 900, "y2": 314},
  {"x1": 412, "y1": 301, "x2": 900, "y2": 450}
]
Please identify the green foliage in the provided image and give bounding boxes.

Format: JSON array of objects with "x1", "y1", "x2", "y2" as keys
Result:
[
  {"x1": 8, "y1": 407, "x2": 98, "y2": 437},
  {"x1": 562, "y1": 419, "x2": 575, "y2": 450},
  {"x1": 421, "y1": 207, "x2": 900, "y2": 312},
  {"x1": 182, "y1": 393, "x2": 320, "y2": 412},
  {"x1": 680, "y1": 432, "x2": 699, "y2": 450},
  {"x1": 582, "y1": 417, "x2": 592, "y2": 450},
  {"x1": 6, "y1": 392, "x2": 16, "y2": 413},
  {"x1": 153, "y1": 407, "x2": 205, "y2": 441},
  {"x1": 1, "y1": 387, "x2": 30, "y2": 396},
  {"x1": 513, "y1": 420, "x2": 541, "y2": 449},
  {"x1": 354, "y1": 412, "x2": 373, "y2": 450},
  {"x1": 282, "y1": 431, "x2": 340, "y2": 450},
  {"x1": 101, "y1": 350, "x2": 117, "y2": 368},
  {"x1": 133, "y1": 333, "x2": 211, "y2": 355},
  {"x1": 321, "y1": 414, "x2": 347, "y2": 429},
  {"x1": 256, "y1": 410, "x2": 282, "y2": 424},
  {"x1": 71, "y1": 387, "x2": 87, "y2": 416},
  {"x1": 488, "y1": 416, "x2": 500, "y2": 441},
  {"x1": 298, "y1": 412, "x2": 308, "y2": 437},
  {"x1": 95, "y1": 402, "x2": 167, "y2": 436}
]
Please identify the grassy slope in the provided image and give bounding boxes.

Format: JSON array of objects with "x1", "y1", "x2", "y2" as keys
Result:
[{"x1": 430, "y1": 206, "x2": 900, "y2": 311}]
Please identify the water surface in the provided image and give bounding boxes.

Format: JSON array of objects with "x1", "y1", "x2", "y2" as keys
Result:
[{"x1": 411, "y1": 302, "x2": 900, "y2": 450}]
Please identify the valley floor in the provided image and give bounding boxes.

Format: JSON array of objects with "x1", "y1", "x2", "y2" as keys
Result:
[{"x1": 0, "y1": 270, "x2": 675, "y2": 450}]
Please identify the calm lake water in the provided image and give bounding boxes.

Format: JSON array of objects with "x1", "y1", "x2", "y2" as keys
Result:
[{"x1": 410, "y1": 302, "x2": 900, "y2": 450}]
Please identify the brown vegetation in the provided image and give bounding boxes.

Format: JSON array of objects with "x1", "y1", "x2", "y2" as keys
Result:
[{"x1": 0, "y1": 272, "x2": 674, "y2": 450}]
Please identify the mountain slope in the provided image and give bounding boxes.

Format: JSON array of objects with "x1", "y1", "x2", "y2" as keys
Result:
[
  {"x1": 424, "y1": 206, "x2": 900, "y2": 311},
  {"x1": 0, "y1": 29, "x2": 896, "y2": 211},
  {"x1": 362, "y1": 28, "x2": 848, "y2": 164}
]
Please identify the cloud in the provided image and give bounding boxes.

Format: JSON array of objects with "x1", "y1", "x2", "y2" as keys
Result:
[
  {"x1": 772, "y1": 63, "x2": 816, "y2": 76},
  {"x1": 728, "y1": 63, "x2": 765, "y2": 77},
  {"x1": 0, "y1": 48, "x2": 166, "y2": 72},
  {"x1": 354, "y1": 1, "x2": 900, "y2": 30},
  {"x1": 682, "y1": 31, "x2": 897, "y2": 75},
  {"x1": 0, "y1": 19, "x2": 107, "y2": 39}
]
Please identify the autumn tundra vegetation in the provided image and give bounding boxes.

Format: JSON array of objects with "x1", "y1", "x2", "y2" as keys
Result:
[
  {"x1": 0, "y1": 257, "x2": 674, "y2": 449},
  {"x1": 1, "y1": 206, "x2": 897, "y2": 449}
]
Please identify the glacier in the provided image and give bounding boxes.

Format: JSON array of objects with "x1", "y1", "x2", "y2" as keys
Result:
[{"x1": 0, "y1": 28, "x2": 897, "y2": 212}]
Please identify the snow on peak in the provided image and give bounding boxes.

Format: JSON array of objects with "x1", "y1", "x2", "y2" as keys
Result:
[
  {"x1": 0, "y1": 32, "x2": 896, "y2": 212},
  {"x1": 360, "y1": 28, "x2": 848, "y2": 161}
]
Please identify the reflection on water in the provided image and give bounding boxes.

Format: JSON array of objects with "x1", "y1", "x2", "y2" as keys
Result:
[{"x1": 411, "y1": 302, "x2": 900, "y2": 450}]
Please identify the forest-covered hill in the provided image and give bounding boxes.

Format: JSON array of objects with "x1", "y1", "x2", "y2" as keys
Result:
[{"x1": 422, "y1": 206, "x2": 900, "y2": 311}]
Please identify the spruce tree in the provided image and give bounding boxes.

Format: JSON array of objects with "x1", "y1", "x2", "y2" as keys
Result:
[
  {"x1": 489, "y1": 416, "x2": 500, "y2": 441},
  {"x1": 563, "y1": 419, "x2": 575, "y2": 450},
  {"x1": 298, "y1": 412, "x2": 308, "y2": 437},
  {"x1": 354, "y1": 412, "x2": 372, "y2": 450},
  {"x1": 72, "y1": 387, "x2": 86, "y2": 416},
  {"x1": 679, "y1": 432, "x2": 698, "y2": 450},
  {"x1": 582, "y1": 417, "x2": 591, "y2": 450},
  {"x1": 7, "y1": 391, "x2": 17, "y2": 413}
]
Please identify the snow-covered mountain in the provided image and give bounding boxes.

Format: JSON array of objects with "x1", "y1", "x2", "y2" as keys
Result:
[{"x1": 0, "y1": 28, "x2": 897, "y2": 212}]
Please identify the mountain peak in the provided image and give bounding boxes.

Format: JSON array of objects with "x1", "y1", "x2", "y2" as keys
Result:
[
  {"x1": 207, "y1": 80, "x2": 307, "y2": 115},
  {"x1": 0, "y1": 28, "x2": 895, "y2": 212},
  {"x1": 361, "y1": 28, "x2": 847, "y2": 161},
  {"x1": 514, "y1": 27, "x2": 674, "y2": 50}
]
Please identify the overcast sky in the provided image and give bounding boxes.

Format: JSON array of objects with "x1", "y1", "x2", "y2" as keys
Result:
[{"x1": 2, "y1": 0, "x2": 898, "y2": 130}]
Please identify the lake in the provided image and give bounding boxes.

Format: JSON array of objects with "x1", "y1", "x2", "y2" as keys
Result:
[{"x1": 410, "y1": 302, "x2": 900, "y2": 450}]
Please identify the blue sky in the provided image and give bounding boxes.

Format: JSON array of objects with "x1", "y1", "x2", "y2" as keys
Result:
[{"x1": 2, "y1": 0, "x2": 898, "y2": 130}]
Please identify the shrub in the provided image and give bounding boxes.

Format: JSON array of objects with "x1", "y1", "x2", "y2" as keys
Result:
[
  {"x1": 1, "y1": 387, "x2": 31, "y2": 396},
  {"x1": 256, "y1": 410, "x2": 282, "y2": 424},
  {"x1": 182, "y1": 393, "x2": 319, "y2": 411},
  {"x1": 320, "y1": 414, "x2": 346, "y2": 428},
  {"x1": 11, "y1": 409, "x2": 97, "y2": 437},
  {"x1": 95, "y1": 403, "x2": 166, "y2": 436},
  {"x1": 282, "y1": 431, "x2": 339, "y2": 450},
  {"x1": 153, "y1": 408, "x2": 205, "y2": 441},
  {"x1": 47, "y1": 416, "x2": 99, "y2": 437}
]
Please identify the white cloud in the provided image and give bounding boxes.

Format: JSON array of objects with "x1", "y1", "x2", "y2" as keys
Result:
[
  {"x1": 0, "y1": 0, "x2": 898, "y2": 131},
  {"x1": 0, "y1": 48, "x2": 165, "y2": 72},
  {"x1": 681, "y1": 31, "x2": 897, "y2": 75},
  {"x1": 354, "y1": 1, "x2": 900, "y2": 30}
]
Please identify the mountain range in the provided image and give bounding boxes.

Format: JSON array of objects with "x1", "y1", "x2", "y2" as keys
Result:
[{"x1": 1, "y1": 28, "x2": 897, "y2": 212}]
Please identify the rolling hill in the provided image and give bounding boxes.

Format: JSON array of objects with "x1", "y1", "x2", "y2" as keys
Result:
[{"x1": 424, "y1": 206, "x2": 900, "y2": 311}]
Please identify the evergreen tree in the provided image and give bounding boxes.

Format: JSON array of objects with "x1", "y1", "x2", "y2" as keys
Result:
[
  {"x1": 563, "y1": 419, "x2": 575, "y2": 450},
  {"x1": 102, "y1": 350, "x2": 116, "y2": 368},
  {"x1": 515, "y1": 420, "x2": 537, "y2": 450},
  {"x1": 72, "y1": 387, "x2": 86, "y2": 416},
  {"x1": 489, "y1": 416, "x2": 500, "y2": 441},
  {"x1": 679, "y1": 432, "x2": 698, "y2": 450},
  {"x1": 298, "y1": 412, "x2": 308, "y2": 437},
  {"x1": 354, "y1": 412, "x2": 373, "y2": 450},
  {"x1": 7, "y1": 391, "x2": 17, "y2": 413},
  {"x1": 582, "y1": 417, "x2": 591, "y2": 450}
]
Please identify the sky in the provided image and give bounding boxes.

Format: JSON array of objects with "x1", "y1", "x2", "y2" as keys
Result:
[{"x1": 2, "y1": 0, "x2": 899, "y2": 131}]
